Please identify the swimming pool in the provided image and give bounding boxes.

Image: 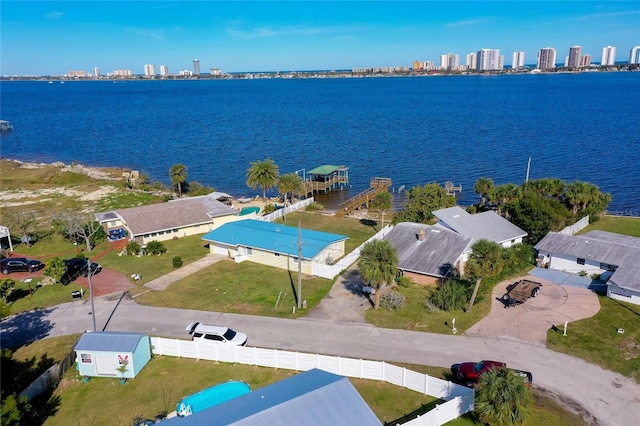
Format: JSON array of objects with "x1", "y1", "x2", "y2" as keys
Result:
[
  {"x1": 176, "y1": 381, "x2": 251, "y2": 417},
  {"x1": 239, "y1": 206, "x2": 260, "y2": 216}
]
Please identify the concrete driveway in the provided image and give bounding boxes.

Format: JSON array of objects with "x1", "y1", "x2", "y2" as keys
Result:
[{"x1": 466, "y1": 274, "x2": 601, "y2": 346}]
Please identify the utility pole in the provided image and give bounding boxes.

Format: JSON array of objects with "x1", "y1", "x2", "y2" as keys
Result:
[
  {"x1": 87, "y1": 258, "x2": 96, "y2": 331},
  {"x1": 297, "y1": 222, "x2": 302, "y2": 309}
]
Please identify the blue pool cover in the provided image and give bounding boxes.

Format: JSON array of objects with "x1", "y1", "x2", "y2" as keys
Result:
[
  {"x1": 176, "y1": 381, "x2": 251, "y2": 417},
  {"x1": 239, "y1": 206, "x2": 260, "y2": 216}
]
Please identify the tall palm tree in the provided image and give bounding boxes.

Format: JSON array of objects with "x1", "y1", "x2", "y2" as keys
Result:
[
  {"x1": 358, "y1": 239, "x2": 398, "y2": 310},
  {"x1": 246, "y1": 158, "x2": 279, "y2": 201},
  {"x1": 169, "y1": 164, "x2": 188, "y2": 197},
  {"x1": 474, "y1": 368, "x2": 533, "y2": 426},
  {"x1": 474, "y1": 177, "x2": 494, "y2": 207}
]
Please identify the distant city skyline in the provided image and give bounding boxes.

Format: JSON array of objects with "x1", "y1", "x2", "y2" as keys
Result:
[{"x1": 2, "y1": 1, "x2": 639, "y2": 76}]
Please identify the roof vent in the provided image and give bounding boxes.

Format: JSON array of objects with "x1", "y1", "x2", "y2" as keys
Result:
[{"x1": 418, "y1": 228, "x2": 426, "y2": 241}]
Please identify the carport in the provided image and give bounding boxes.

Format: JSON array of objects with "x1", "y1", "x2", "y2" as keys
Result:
[{"x1": 529, "y1": 267, "x2": 607, "y2": 292}]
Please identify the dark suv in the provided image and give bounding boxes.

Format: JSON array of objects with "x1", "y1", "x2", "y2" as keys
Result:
[
  {"x1": 62, "y1": 258, "x2": 102, "y2": 283},
  {"x1": 0, "y1": 258, "x2": 44, "y2": 274}
]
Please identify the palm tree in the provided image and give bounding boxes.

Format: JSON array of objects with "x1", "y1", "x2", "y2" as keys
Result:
[
  {"x1": 246, "y1": 158, "x2": 279, "y2": 201},
  {"x1": 169, "y1": 164, "x2": 188, "y2": 197},
  {"x1": 277, "y1": 173, "x2": 304, "y2": 206},
  {"x1": 474, "y1": 177, "x2": 494, "y2": 207},
  {"x1": 474, "y1": 368, "x2": 533, "y2": 426},
  {"x1": 369, "y1": 191, "x2": 393, "y2": 227},
  {"x1": 358, "y1": 239, "x2": 398, "y2": 310}
]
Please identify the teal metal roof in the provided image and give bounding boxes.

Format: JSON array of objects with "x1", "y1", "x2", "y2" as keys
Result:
[
  {"x1": 201, "y1": 219, "x2": 347, "y2": 259},
  {"x1": 307, "y1": 165, "x2": 340, "y2": 175}
]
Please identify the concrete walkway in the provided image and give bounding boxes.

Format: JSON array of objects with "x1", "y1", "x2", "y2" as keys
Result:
[{"x1": 143, "y1": 253, "x2": 226, "y2": 291}]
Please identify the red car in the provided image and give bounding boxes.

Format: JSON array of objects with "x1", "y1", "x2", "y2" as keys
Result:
[{"x1": 451, "y1": 360, "x2": 506, "y2": 382}]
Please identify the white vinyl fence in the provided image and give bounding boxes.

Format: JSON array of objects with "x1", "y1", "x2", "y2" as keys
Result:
[
  {"x1": 259, "y1": 198, "x2": 315, "y2": 222},
  {"x1": 559, "y1": 216, "x2": 589, "y2": 235},
  {"x1": 151, "y1": 337, "x2": 474, "y2": 425},
  {"x1": 312, "y1": 224, "x2": 393, "y2": 279}
]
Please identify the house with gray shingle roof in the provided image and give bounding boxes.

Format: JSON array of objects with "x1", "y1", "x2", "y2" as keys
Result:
[
  {"x1": 432, "y1": 206, "x2": 528, "y2": 249},
  {"x1": 201, "y1": 219, "x2": 347, "y2": 276},
  {"x1": 535, "y1": 230, "x2": 640, "y2": 306},
  {"x1": 383, "y1": 222, "x2": 472, "y2": 285},
  {"x1": 96, "y1": 194, "x2": 239, "y2": 244}
]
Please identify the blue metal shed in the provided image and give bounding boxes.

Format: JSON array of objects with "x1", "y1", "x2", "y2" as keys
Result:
[{"x1": 74, "y1": 331, "x2": 151, "y2": 379}]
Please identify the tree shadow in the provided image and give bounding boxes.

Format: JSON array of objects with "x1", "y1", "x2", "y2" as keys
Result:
[
  {"x1": 359, "y1": 219, "x2": 379, "y2": 231},
  {"x1": 0, "y1": 307, "x2": 56, "y2": 349},
  {"x1": 27, "y1": 391, "x2": 62, "y2": 424}
]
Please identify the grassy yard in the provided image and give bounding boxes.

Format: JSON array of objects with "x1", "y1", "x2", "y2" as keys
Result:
[
  {"x1": 364, "y1": 283, "x2": 492, "y2": 335},
  {"x1": 8, "y1": 337, "x2": 587, "y2": 426},
  {"x1": 273, "y1": 211, "x2": 378, "y2": 252},
  {"x1": 578, "y1": 215, "x2": 640, "y2": 237},
  {"x1": 135, "y1": 260, "x2": 334, "y2": 318},
  {"x1": 4, "y1": 279, "x2": 86, "y2": 316},
  {"x1": 547, "y1": 295, "x2": 640, "y2": 383}
]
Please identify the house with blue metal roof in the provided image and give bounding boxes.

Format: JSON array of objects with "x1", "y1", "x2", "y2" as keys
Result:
[
  {"x1": 201, "y1": 219, "x2": 348, "y2": 276},
  {"x1": 160, "y1": 368, "x2": 381, "y2": 425},
  {"x1": 74, "y1": 331, "x2": 151, "y2": 379}
]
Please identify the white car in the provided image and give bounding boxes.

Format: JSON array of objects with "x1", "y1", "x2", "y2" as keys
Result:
[{"x1": 185, "y1": 322, "x2": 248, "y2": 346}]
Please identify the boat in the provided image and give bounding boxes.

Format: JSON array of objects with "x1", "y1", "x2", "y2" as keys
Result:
[
  {"x1": 0, "y1": 120, "x2": 14, "y2": 133},
  {"x1": 176, "y1": 381, "x2": 250, "y2": 417}
]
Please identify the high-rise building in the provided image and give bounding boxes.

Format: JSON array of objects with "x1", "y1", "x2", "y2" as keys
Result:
[
  {"x1": 144, "y1": 64, "x2": 156, "y2": 76},
  {"x1": 412, "y1": 60, "x2": 425, "y2": 71},
  {"x1": 567, "y1": 46, "x2": 582, "y2": 68},
  {"x1": 629, "y1": 46, "x2": 640, "y2": 64},
  {"x1": 581, "y1": 55, "x2": 592, "y2": 67},
  {"x1": 512, "y1": 51, "x2": 525, "y2": 68},
  {"x1": 601, "y1": 46, "x2": 616, "y2": 66},
  {"x1": 537, "y1": 48, "x2": 556, "y2": 70},
  {"x1": 466, "y1": 52, "x2": 477, "y2": 70},
  {"x1": 477, "y1": 48, "x2": 501, "y2": 70},
  {"x1": 439, "y1": 53, "x2": 459, "y2": 71},
  {"x1": 193, "y1": 59, "x2": 200, "y2": 75},
  {"x1": 93, "y1": 67, "x2": 101, "y2": 77},
  {"x1": 160, "y1": 65, "x2": 169, "y2": 76}
]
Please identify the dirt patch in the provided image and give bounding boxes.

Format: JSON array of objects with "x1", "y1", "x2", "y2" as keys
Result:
[{"x1": 534, "y1": 386, "x2": 604, "y2": 426}]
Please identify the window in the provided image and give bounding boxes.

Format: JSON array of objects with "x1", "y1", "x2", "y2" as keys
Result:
[
  {"x1": 80, "y1": 353, "x2": 92, "y2": 364},
  {"x1": 204, "y1": 334, "x2": 224, "y2": 342},
  {"x1": 109, "y1": 221, "x2": 117, "y2": 227},
  {"x1": 600, "y1": 263, "x2": 617, "y2": 271},
  {"x1": 577, "y1": 258, "x2": 586, "y2": 265}
]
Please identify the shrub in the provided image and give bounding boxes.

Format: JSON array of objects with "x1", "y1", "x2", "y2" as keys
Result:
[
  {"x1": 146, "y1": 240, "x2": 167, "y2": 255},
  {"x1": 423, "y1": 300, "x2": 441, "y2": 313},
  {"x1": 305, "y1": 202, "x2": 325, "y2": 211},
  {"x1": 395, "y1": 276, "x2": 412, "y2": 288},
  {"x1": 427, "y1": 279, "x2": 474, "y2": 311},
  {"x1": 263, "y1": 204, "x2": 276, "y2": 214},
  {"x1": 172, "y1": 256, "x2": 183, "y2": 268},
  {"x1": 126, "y1": 240, "x2": 141, "y2": 256},
  {"x1": 379, "y1": 291, "x2": 407, "y2": 310}
]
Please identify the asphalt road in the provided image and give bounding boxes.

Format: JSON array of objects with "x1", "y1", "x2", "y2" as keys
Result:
[{"x1": 1, "y1": 293, "x2": 639, "y2": 426}]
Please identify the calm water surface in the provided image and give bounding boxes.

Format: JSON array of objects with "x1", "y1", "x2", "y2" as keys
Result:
[{"x1": 1, "y1": 73, "x2": 639, "y2": 213}]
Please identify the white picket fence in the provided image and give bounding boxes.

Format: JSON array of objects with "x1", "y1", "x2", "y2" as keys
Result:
[
  {"x1": 150, "y1": 337, "x2": 474, "y2": 425},
  {"x1": 259, "y1": 197, "x2": 315, "y2": 222},
  {"x1": 312, "y1": 224, "x2": 393, "y2": 279}
]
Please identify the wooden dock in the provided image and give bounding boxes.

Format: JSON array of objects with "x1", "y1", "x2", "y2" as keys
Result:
[
  {"x1": 300, "y1": 165, "x2": 349, "y2": 197},
  {"x1": 336, "y1": 177, "x2": 392, "y2": 217}
]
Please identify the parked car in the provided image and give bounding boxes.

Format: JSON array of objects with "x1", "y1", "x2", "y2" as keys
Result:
[
  {"x1": 0, "y1": 257, "x2": 44, "y2": 274},
  {"x1": 451, "y1": 360, "x2": 506, "y2": 382},
  {"x1": 451, "y1": 360, "x2": 533, "y2": 387},
  {"x1": 185, "y1": 322, "x2": 248, "y2": 346},
  {"x1": 62, "y1": 258, "x2": 102, "y2": 284}
]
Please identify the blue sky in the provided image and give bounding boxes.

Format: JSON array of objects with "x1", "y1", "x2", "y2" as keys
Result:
[{"x1": 2, "y1": 1, "x2": 639, "y2": 75}]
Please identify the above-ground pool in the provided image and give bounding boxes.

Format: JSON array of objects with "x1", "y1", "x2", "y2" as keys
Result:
[
  {"x1": 176, "y1": 381, "x2": 251, "y2": 417},
  {"x1": 239, "y1": 206, "x2": 260, "y2": 216}
]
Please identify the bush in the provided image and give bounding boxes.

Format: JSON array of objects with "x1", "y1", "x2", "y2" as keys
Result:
[
  {"x1": 395, "y1": 276, "x2": 412, "y2": 288},
  {"x1": 146, "y1": 240, "x2": 167, "y2": 255},
  {"x1": 172, "y1": 256, "x2": 183, "y2": 268},
  {"x1": 427, "y1": 279, "x2": 475, "y2": 311},
  {"x1": 305, "y1": 202, "x2": 325, "y2": 211},
  {"x1": 263, "y1": 204, "x2": 276, "y2": 214},
  {"x1": 379, "y1": 291, "x2": 407, "y2": 310},
  {"x1": 126, "y1": 240, "x2": 141, "y2": 256}
]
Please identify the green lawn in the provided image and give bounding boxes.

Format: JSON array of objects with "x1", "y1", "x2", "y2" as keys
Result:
[
  {"x1": 135, "y1": 260, "x2": 334, "y2": 318},
  {"x1": 364, "y1": 283, "x2": 492, "y2": 335},
  {"x1": 547, "y1": 295, "x2": 640, "y2": 383},
  {"x1": 578, "y1": 215, "x2": 640, "y2": 237},
  {"x1": 4, "y1": 279, "x2": 87, "y2": 317}
]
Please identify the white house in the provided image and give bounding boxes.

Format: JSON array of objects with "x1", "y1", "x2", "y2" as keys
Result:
[{"x1": 535, "y1": 230, "x2": 640, "y2": 306}]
